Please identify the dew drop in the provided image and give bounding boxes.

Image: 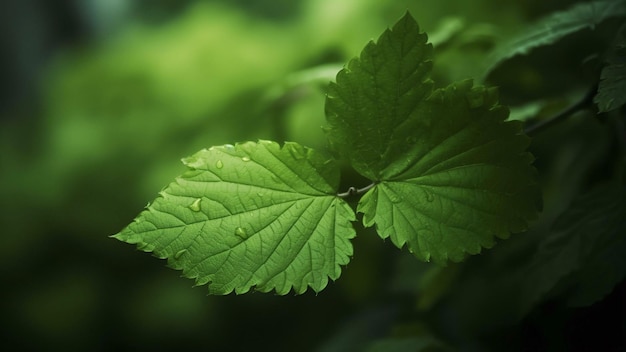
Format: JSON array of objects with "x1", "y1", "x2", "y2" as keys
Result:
[
  {"x1": 216, "y1": 160, "x2": 224, "y2": 169},
  {"x1": 189, "y1": 198, "x2": 202, "y2": 212},
  {"x1": 241, "y1": 156, "x2": 251, "y2": 162},
  {"x1": 174, "y1": 249, "x2": 187, "y2": 260},
  {"x1": 235, "y1": 227, "x2": 248, "y2": 239}
]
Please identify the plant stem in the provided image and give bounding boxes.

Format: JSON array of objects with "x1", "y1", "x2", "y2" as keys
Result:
[
  {"x1": 524, "y1": 86, "x2": 597, "y2": 136},
  {"x1": 337, "y1": 183, "x2": 376, "y2": 198}
]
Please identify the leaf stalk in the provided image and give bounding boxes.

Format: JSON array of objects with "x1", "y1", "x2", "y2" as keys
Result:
[{"x1": 337, "y1": 183, "x2": 376, "y2": 198}]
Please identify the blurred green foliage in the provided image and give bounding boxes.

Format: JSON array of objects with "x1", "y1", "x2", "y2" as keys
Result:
[{"x1": 1, "y1": 0, "x2": 625, "y2": 351}]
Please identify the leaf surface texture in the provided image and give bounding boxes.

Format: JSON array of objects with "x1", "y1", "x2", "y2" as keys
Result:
[
  {"x1": 114, "y1": 141, "x2": 355, "y2": 295},
  {"x1": 326, "y1": 13, "x2": 541, "y2": 262}
]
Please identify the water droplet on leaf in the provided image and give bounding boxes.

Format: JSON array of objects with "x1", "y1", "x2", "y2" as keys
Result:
[
  {"x1": 189, "y1": 198, "x2": 202, "y2": 212},
  {"x1": 242, "y1": 156, "x2": 251, "y2": 162},
  {"x1": 235, "y1": 227, "x2": 248, "y2": 239},
  {"x1": 216, "y1": 160, "x2": 224, "y2": 169}
]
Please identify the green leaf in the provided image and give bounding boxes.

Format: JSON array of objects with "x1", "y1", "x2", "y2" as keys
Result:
[
  {"x1": 595, "y1": 24, "x2": 626, "y2": 112},
  {"x1": 485, "y1": 0, "x2": 626, "y2": 76},
  {"x1": 326, "y1": 13, "x2": 540, "y2": 262},
  {"x1": 325, "y1": 12, "x2": 434, "y2": 180},
  {"x1": 522, "y1": 180, "x2": 626, "y2": 311},
  {"x1": 358, "y1": 80, "x2": 541, "y2": 263},
  {"x1": 113, "y1": 140, "x2": 356, "y2": 295}
]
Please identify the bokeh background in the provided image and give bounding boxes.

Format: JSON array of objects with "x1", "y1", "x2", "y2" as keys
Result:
[{"x1": 1, "y1": 0, "x2": 623, "y2": 351}]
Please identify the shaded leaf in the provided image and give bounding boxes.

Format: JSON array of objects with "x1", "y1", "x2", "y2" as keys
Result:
[
  {"x1": 325, "y1": 12, "x2": 434, "y2": 180},
  {"x1": 485, "y1": 0, "x2": 626, "y2": 76},
  {"x1": 113, "y1": 141, "x2": 356, "y2": 295},
  {"x1": 522, "y1": 180, "x2": 626, "y2": 312},
  {"x1": 359, "y1": 80, "x2": 541, "y2": 263},
  {"x1": 595, "y1": 24, "x2": 626, "y2": 112}
]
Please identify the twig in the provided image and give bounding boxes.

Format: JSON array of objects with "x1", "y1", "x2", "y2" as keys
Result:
[
  {"x1": 524, "y1": 86, "x2": 597, "y2": 136},
  {"x1": 337, "y1": 183, "x2": 376, "y2": 198}
]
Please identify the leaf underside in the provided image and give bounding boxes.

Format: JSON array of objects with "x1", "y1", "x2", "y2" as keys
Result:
[
  {"x1": 113, "y1": 141, "x2": 356, "y2": 295},
  {"x1": 326, "y1": 13, "x2": 541, "y2": 263}
]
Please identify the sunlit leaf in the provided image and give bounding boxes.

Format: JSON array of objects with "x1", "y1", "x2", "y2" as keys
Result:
[{"x1": 113, "y1": 141, "x2": 355, "y2": 295}]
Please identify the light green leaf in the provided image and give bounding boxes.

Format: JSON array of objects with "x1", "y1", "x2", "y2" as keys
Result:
[
  {"x1": 522, "y1": 180, "x2": 626, "y2": 311},
  {"x1": 113, "y1": 140, "x2": 356, "y2": 295},
  {"x1": 595, "y1": 24, "x2": 626, "y2": 112},
  {"x1": 325, "y1": 12, "x2": 434, "y2": 180},
  {"x1": 485, "y1": 0, "x2": 626, "y2": 76},
  {"x1": 359, "y1": 80, "x2": 541, "y2": 263}
]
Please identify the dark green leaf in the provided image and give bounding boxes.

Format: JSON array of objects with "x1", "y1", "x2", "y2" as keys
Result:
[
  {"x1": 595, "y1": 24, "x2": 626, "y2": 112},
  {"x1": 522, "y1": 180, "x2": 626, "y2": 311},
  {"x1": 485, "y1": 0, "x2": 626, "y2": 76},
  {"x1": 359, "y1": 80, "x2": 541, "y2": 263},
  {"x1": 325, "y1": 12, "x2": 434, "y2": 180}
]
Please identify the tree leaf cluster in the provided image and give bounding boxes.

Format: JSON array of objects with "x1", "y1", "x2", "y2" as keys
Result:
[{"x1": 115, "y1": 13, "x2": 541, "y2": 295}]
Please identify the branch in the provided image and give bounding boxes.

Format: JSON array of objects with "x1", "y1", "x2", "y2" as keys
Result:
[{"x1": 524, "y1": 86, "x2": 597, "y2": 136}]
